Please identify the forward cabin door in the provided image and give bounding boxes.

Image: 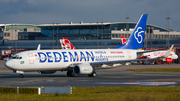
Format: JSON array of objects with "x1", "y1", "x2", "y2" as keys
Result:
[{"x1": 28, "y1": 53, "x2": 34, "y2": 64}]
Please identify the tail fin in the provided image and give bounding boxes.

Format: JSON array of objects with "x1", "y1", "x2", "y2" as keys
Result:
[
  {"x1": 62, "y1": 37, "x2": 76, "y2": 50},
  {"x1": 60, "y1": 39, "x2": 66, "y2": 49},
  {"x1": 121, "y1": 36, "x2": 127, "y2": 44},
  {"x1": 114, "y1": 14, "x2": 148, "y2": 50}
]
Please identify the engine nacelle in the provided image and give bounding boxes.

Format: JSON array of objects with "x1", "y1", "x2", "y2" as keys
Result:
[
  {"x1": 73, "y1": 63, "x2": 93, "y2": 75},
  {"x1": 39, "y1": 71, "x2": 56, "y2": 74}
]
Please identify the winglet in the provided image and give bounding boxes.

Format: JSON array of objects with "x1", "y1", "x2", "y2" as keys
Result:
[
  {"x1": 164, "y1": 44, "x2": 174, "y2": 58},
  {"x1": 37, "y1": 44, "x2": 41, "y2": 50}
]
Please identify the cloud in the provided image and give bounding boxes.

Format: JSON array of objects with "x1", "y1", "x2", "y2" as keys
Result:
[
  {"x1": 0, "y1": 0, "x2": 179, "y2": 31},
  {"x1": 0, "y1": 0, "x2": 18, "y2": 2}
]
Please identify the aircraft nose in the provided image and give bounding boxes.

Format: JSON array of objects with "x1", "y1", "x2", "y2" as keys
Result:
[
  {"x1": 176, "y1": 54, "x2": 179, "y2": 59},
  {"x1": 4, "y1": 60, "x2": 13, "y2": 70}
]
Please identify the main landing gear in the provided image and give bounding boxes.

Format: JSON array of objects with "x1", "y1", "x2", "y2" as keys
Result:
[
  {"x1": 66, "y1": 71, "x2": 97, "y2": 77},
  {"x1": 88, "y1": 72, "x2": 96, "y2": 77},
  {"x1": 19, "y1": 74, "x2": 24, "y2": 78},
  {"x1": 67, "y1": 71, "x2": 75, "y2": 77}
]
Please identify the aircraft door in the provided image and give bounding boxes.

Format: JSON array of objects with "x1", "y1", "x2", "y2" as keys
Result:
[
  {"x1": 13, "y1": 60, "x2": 16, "y2": 67},
  {"x1": 127, "y1": 51, "x2": 131, "y2": 60},
  {"x1": 28, "y1": 53, "x2": 34, "y2": 64}
]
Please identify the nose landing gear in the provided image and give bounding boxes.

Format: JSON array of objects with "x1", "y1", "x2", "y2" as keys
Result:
[{"x1": 13, "y1": 70, "x2": 24, "y2": 78}]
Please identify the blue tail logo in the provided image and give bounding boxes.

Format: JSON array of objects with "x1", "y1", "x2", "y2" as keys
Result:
[
  {"x1": 114, "y1": 14, "x2": 148, "y2": 50},
  {"x1": 134, "y1": 27, "x2": 144, "y2": 44}
]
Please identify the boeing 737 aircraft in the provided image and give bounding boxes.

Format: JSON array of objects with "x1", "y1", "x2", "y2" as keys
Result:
[{"x1": 4, "y1": 14, "x2": 174, "y2": 78}]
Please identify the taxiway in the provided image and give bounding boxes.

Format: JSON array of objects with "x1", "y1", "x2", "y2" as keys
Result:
[{"x1": 0, "y1": 60, "x2": 180, "y2": 87}]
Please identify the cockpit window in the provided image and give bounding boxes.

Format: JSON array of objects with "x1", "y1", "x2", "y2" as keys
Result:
[{"x1": 10, "y1": 55, "x2": 22, "y2": 59}]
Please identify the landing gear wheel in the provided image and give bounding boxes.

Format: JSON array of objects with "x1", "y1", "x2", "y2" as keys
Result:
[
  {"x1": 154, "y1": 61, "x2": 157, "y2": 65},
  {"x1": 19, "y1": 74, "x2": 24, "y2": 78},
  {"x1": 88, "y1": 72, "x2": 96, "y2": 77},
  {"x1": 67, "y1": 71, "x2": 75, "y2": 77}
]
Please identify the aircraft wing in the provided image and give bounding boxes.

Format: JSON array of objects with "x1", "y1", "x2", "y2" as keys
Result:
[
  {"x1": 137, "y1": 44, "x2": 174, "y2": 54},
  {"x1": 137, "y1": 50, "x2": 155, "y2": 54},
  {"x1": 161, "y1": 44, "x2": 174, "y2": 58},
  {"x1": 90, "y1": 58, "x2": 159, "y2": 65},
  {"x1": 92, "y1": 45, "x2": 174, "y2": 66}
]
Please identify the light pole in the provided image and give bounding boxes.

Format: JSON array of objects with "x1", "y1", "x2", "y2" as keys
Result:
[
  {"x1": 15, "y1": 32, "x2": 18, "y2": 53},
  {"x1": 166, "y1": 13, "x2": 171, "y2": 47},
  {"x1": 57, "y1": 22, "x2": 58, "y2": 49},
  {"x1": 97, "y1": 22, "x2": 98, "y2": 47},
  {"x1": 101, "y1": 22, "x2": 103, "y2": 49},
  {"x1": 126, "y1": 13, "x2": 129, "y2": 31},
  {"x1": 53, "y1": 23, "x2": 54, "y2": 49},
  {"x1": 11, "y1": 24, "x2": 13, "y2": 48}
]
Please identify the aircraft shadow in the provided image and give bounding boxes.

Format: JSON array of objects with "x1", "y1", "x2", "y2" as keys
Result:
[{"x1": 0, "y1": 74, "x2": 92, "y2": 78}]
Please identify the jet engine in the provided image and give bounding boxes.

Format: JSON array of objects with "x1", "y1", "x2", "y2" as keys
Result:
[{"x1": 73, "y1": 63, "x2": 93, "y2": 75}]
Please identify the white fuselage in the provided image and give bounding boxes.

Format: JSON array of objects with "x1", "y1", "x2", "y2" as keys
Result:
[{"x1": 5, "y1": 49, "x2": 137, "y2": 72}]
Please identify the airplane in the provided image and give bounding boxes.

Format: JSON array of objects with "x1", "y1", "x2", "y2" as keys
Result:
[
  {"x1": 4, "y1": 14, "x2": 172, "y2": 78},
  {"x1": 138, "y1": 50, "x2": 178, "y2": 64},
  {"x1": 60, "y1": 37, "x2": 76, "y2": 50},
  {"x1": 60, "y1": 39, "x2": 66, "y2": 49},
  {"x1": 121, "y1": 36, "x2": 127, "y2": 44},
  {"x1": 120, "y1": 36, "x2": 178, "y2": 64}
]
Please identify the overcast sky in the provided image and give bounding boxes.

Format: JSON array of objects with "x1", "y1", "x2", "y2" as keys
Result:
[{"x1": 0, "y1": 0, "x2": 179, "y2": 31}]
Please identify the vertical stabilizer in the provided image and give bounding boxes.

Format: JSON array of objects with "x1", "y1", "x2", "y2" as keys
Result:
[
  {"x1": 114, "y1": 14, "x2": 148, "y2": 50},
  {"x1": 60, "y1": 39, "x2": 66, "y2": 49},
  {"x1": 62, "y1": 37, "x2": 76, "y2": 50},
  {"x1": 121, "y1": 36, "x2": 127, "y2": 44}
]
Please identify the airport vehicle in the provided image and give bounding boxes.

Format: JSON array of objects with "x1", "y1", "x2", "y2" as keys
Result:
[
  {"x1": 5, "y1": 14, "x2": 172, "y2": 78},
  {"x1": 60, "y1": 37, "x2": 76, "y2": 50}
]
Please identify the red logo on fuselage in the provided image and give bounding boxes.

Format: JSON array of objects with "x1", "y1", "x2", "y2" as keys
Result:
[
  {"x1": 154, "y1": 52, "x2": 167, "y2": 56},
  {"x1": 111, "y1": 51, "x2": 123, "y2": 54}
]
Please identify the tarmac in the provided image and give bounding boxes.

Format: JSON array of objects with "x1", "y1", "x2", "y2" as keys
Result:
[{"x1": 0, "y1": 60, "x2": 180, "y2": 87}]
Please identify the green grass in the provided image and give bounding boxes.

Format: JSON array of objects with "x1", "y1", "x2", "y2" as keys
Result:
[
  {"x1": 1, "y1": 86, "x2": 180, "y2": 101},
  {"x1": 127, "y1": 68, "x2": 180, "y2": 72}
]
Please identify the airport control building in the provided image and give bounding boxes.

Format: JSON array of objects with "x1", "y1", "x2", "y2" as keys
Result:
[{"x1": 0, "y1": 22, "x2": 180, "y2": 50}]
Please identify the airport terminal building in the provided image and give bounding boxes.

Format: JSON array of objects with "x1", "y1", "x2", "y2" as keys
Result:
[{"x1": 0, "y1": 22, "x2": 180, "y2": 50}]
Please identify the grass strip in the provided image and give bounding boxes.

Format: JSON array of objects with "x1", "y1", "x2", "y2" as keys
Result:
[
  {"x1": 127, "y1": 68, "x2": 180, "y2": 72},
  {"x1": 1, "y1": 86, "x2": 180, "y2": 101}
]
